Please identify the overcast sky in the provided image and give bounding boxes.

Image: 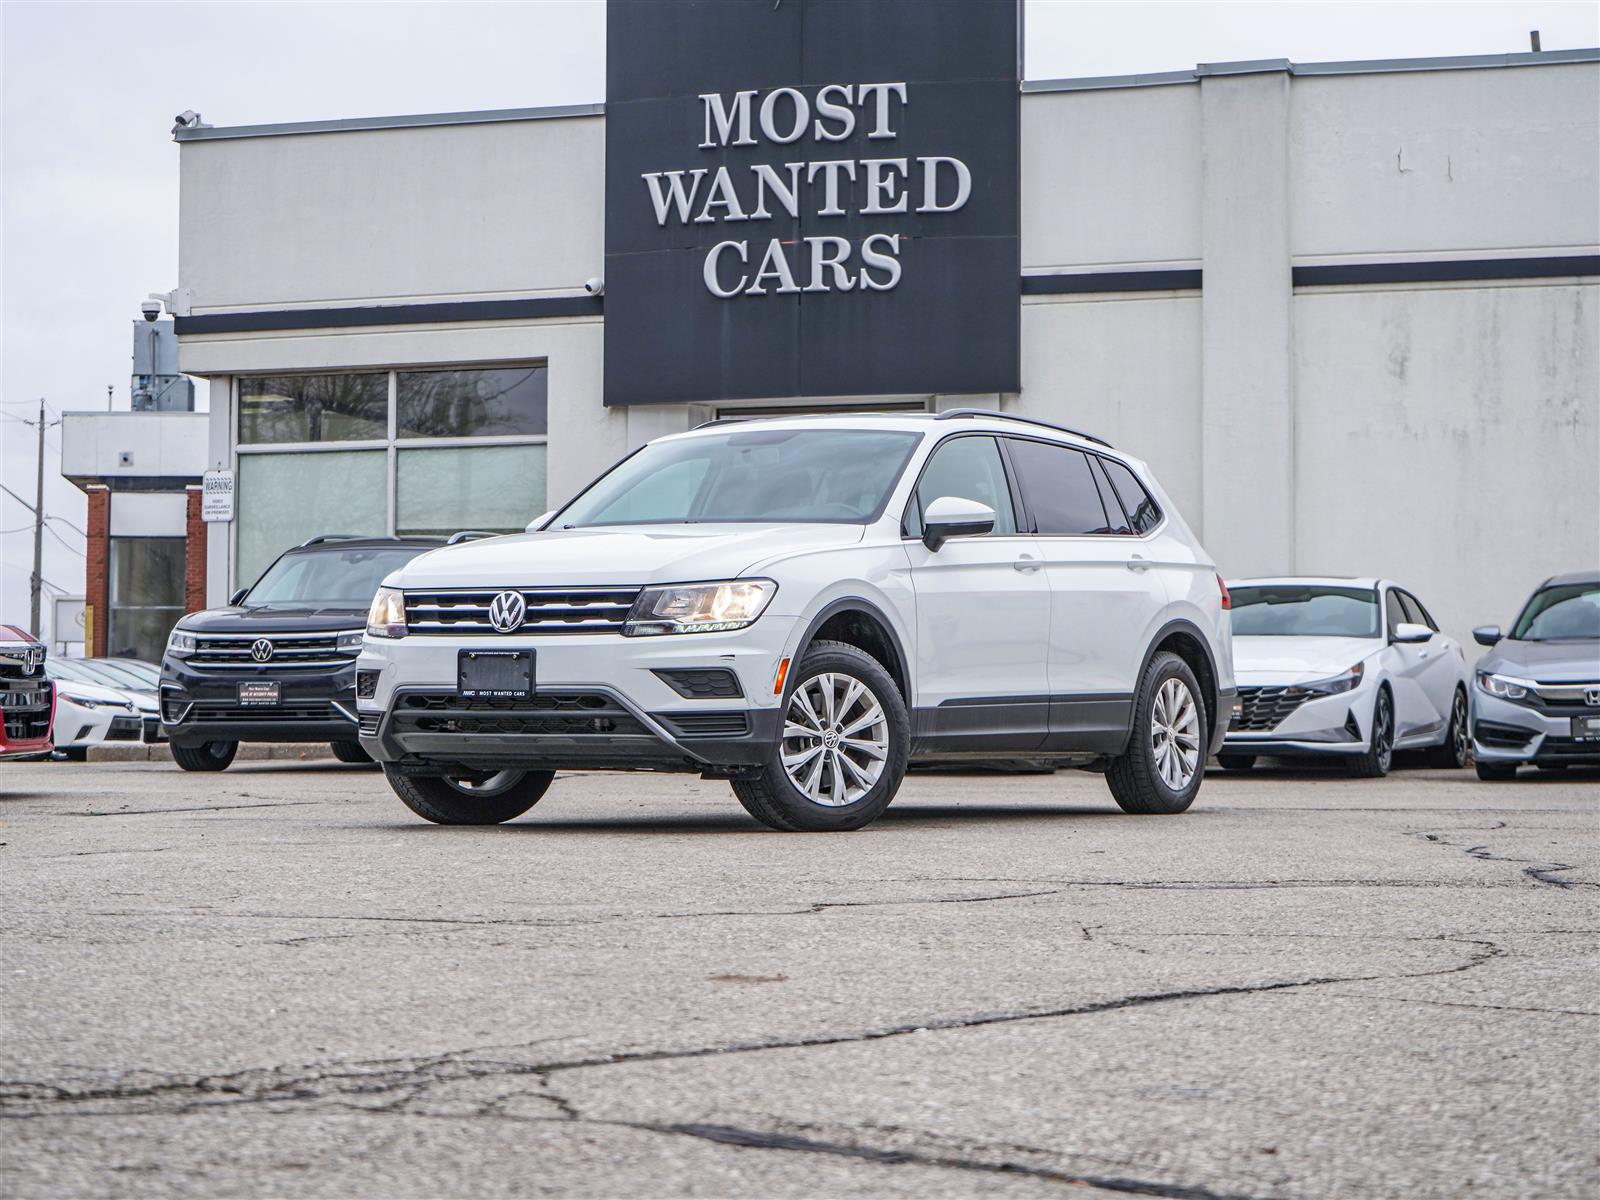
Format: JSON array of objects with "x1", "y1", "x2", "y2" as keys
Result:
[{"x1": 3, "y1": 0, "x2": 1597, "y2": 641}]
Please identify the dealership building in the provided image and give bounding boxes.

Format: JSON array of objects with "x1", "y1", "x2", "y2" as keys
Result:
[{"x1": 167, "y1": 10, "x2": 1597, "y2": 649}]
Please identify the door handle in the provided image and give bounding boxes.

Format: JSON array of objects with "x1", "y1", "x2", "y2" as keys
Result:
[
  {"x1": 1127, "y1": 554, "x2": 1149, "y2": 573},
  {"x1": 1013, "y1": 554, "x2": 1041, "y2": 573}
]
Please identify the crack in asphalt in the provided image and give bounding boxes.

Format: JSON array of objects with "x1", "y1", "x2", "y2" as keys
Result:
[
  {"x1": 0, "y1": 936, "x2": 1503, "y2": 1123},
  {"x1": 63, "y1": 801, "x2": 324, "y2": 818},
  {"x1": 1412, "y1": 830, "x2": 1595, "y2": 889}
]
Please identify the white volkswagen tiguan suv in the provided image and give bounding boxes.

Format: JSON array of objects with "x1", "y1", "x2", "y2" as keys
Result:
[{"x1": 357, "y1": 411, "x2": 1235, "y2": 831}]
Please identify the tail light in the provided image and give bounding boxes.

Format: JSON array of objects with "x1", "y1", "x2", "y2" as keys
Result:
[{"x1": 1217, "y1": 575, "x2": 1231, "y2": 610}]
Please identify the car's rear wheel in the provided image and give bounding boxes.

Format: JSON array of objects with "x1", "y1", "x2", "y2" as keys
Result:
[
  {"x1": 330, "y1": 739, "x2": 372, "y2": 764},
  {"x1": 172, "y1": 740, "x2": 237, "y2": 772},
  {"x1": 1345, "y1": 688, "x2": 1394, "y2": 778},
  {"x1": 383, "y1": 764, "x2": 554, "y2": 824},
  {"x1": 731, "y1": 640, "x2": 909, "y2": 832},
  {"x1": 1106, "y1": 651, "x2": 1205, "y2": 814},
  {"x1": 1426, "y1": 688, "x2": 1469, "y2": 769},
  {"x1": 1475, "y1": 761, "x2": 1518, "y2": 781},
  {"x1": 1216, "y1": 753, "x2": 1256, "y2": 771}
]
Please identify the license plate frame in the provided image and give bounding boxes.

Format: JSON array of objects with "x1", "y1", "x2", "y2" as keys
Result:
[
  {"x1": 1571, "y1": 715, "x2": 1600, "y2": 740},
  {"x1": 238, "y1": 681, "x2": 281, "y2": 707},
  {"x1": 458, "y1": 650, "x2": 535, "y2": 699}
]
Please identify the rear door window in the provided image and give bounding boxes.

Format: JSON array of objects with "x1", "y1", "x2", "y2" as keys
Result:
[
  {"x1": 1097, "y1": 456, "x2": 1163, "y2": 535},
  {"x1": 1004, "y1": 439, "x2": 1114, "y2": 535}
]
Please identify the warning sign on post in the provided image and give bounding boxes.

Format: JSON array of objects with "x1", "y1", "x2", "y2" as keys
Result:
[{"x1": 201, "y1": 470, "x2": 234, "y2": 523}]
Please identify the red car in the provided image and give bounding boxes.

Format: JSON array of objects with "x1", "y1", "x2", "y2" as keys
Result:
[{"x1": 0, "y1": 625, "x2": 53, "y2": 760}]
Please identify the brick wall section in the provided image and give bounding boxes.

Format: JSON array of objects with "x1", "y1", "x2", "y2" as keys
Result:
[
  {"x1": 85, "y1": 486, "x2": 110, "y2": 658},
  {"x1": 184, "y1": 486, "x2": 207, "y2": 613}
]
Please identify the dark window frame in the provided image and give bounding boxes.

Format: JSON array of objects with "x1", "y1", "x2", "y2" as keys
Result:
[
  {"x1": 900, "y1": 432, "x2": 1028, "y2": 541},
  {"x1": 995, "y1": 434, "x2": 1164, "y2": 539}
]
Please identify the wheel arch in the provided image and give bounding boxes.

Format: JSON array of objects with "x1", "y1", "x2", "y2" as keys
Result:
[
  {"x1": 1136, "y1": 619, "x2": 1224, "y2": 750},
  {"x1": 792, "y1": 598, "x2": 911, "y2": 701}
]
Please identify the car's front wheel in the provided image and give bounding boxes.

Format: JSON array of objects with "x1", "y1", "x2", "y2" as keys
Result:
[
  {"x1": 1345, "y1": 688, "x2": 1394, "y2": 778},
  {"x1": 172, "y1": 740, "x2": 237, "y2": 772},
  {"x1": 1106, "y1": 651, "x2": 1206, "y2": 814},
  {"x1": 1426, "y1": 687, "x2": 1469, "y2": 769},
  {"x1": 1475, "y1": 761, "x2": 1518, "y2": 781},
  {"x1": 330, "y1": 739, "x2": 372, "y2": 764},
  {"x1": 731, "y1": 640, "x2": 909, "y2": 831},
  {"x1": 384, "y1": 765, "x2": 554, "y2": 824},
  {"x1": 1216, "y1": 753, "x2": 1256, "y2": 772}
]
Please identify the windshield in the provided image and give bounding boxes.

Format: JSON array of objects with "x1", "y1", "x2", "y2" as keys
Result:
[
  {"x1": 65, "y1": 659, "x2": 154, "y2": 691},
  {"x1": 45, "y1": 659, "x2": 127, "y2": 690},
  {"x1": 1511, "y1": 582, "x2": 1600, "y2": 642},
  {"x1": 245, "y1": 546, "x2": 428, "y2": 609},
  {"x1": 1229, "y1": 585, "x2": 1381, "y2": 638},
  {"x1": 104, "y1": 660, "x2": 161, "y2": 687},
  {"x1": 555, "y1": 428, "x2": 923, "y2": 528}
]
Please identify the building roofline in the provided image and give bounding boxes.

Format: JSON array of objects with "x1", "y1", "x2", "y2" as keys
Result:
[{"x1": 173, "y1": 47, "x2": 1599, "y2": 143}]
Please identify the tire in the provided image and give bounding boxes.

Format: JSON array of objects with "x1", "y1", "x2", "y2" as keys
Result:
[
  {"x1": 58, "y1": 746, "x2": 89, "y2": 763},
  {"x1": 330, "y1": 740, "x2": 372, "y2": 764},
  {"x1": 1426, "y1": 688, "x2": 1469, "y2": 769},
  {"x1": 1216, "y1": 753, "x2": 1256, "y2": 771},
  {"x1": 171, "y1": 740, "x2": 237, "y2": 772},
  {"x1": 383, "y1": 764, "x2": 555, "y2": 825},
  {"x1": 731, "y1": 640, "x2": 909, "y2": 832},
  {"x1": 1345, "y1": 688, "x2": 1394, "y2": 778},
  {"x1": 1476, "y1": 761, "x2": 1518, "y2": 781},
  {"x1": 1106, "y1": 651, "x2": 1206, "y2": 814}
]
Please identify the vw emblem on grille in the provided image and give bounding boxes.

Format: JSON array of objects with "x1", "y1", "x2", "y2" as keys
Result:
[
  {"x1": 250, "y1": 638, "x2": 274, "y2": 663},
  {"x1": 1587, "y1": 686, "x2": 1600, "y2": 707},
  {"x1": 488, "y1": 591, "x2": 527, "y2": 634}
]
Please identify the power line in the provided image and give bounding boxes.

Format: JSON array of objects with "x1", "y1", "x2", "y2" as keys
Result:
[
  {"x1": 46, "y1": 515, "x2": 88, "y2": 538},
  {"x1": 42, "y1": 524, "x2": 84, "y2": 557}
]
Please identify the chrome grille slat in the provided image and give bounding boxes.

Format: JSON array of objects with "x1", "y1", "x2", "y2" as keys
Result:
[
  {"x1": 187, "y1": 630, "x2": 357, "y2": 671},
  {"x1": 403, "y1": 587, "x2": 643, "y2": 636},
  {"x1": 1232, "y1": 686, "x2": 1314, "y2": 733}
]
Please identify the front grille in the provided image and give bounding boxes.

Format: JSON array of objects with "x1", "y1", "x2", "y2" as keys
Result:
[
  {"x1": 1232, "y1": 686, "x2": 1314, "y2": 732},
  {"x1": 186, "y1": 700, "x2": 340, "y2": 723},
  {"x1": 105, "y1": 716, "x2": 142, "y2": 741},
  {"x1": 1535, "y1": 736, "x2": 1600, "y2": 762},
  {"x1": 1, "y1": 681, "x2": 51, "y2": 742},
  {"x1": 392, "y1": 691, "x2": 647, "y2": 737},
  {"x1": 654, "y1": 668, "x2": 744, "y2": 699},
  {"x1": 187, "y1": 631, "x2": 357, "y2": 671},
  {"x1": 657, "y1": 711, "x2": 750, "y2": 737},
  {"x1": 1528, "y1": 681, "x2": 1600, "y2": 710},
  {"x1": 403, "y1": 587, "x2": 642, "y2": 635}
]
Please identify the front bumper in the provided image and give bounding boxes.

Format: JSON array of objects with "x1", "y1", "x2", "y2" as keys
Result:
[
  {"x1": 356, "y1": 624, "x2": 795, "y2": 776},
  {"x1": 0, "y1": 678, "x2": 53, "y2": 758},
  {"x1": 1221, "y1": 677, "x2": 1374, "y2": 757},
  {"x1": 1471, "y1": 686, "x2": 1600, "y2": 766},
  {"x1": 159, "y1": 658, "x2": 360, "y2": 747}
]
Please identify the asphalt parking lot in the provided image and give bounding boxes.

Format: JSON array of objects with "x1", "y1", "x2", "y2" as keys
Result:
[{"x1": 1, "y1": 757, "x2": 1595, "y2": 1199}]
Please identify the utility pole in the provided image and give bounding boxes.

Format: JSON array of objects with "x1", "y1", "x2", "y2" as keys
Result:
[{"x1": 30, "y1": 398, "x2": 46, "y2": 636}]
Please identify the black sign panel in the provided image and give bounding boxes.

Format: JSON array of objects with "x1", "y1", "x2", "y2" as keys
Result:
[{"x1": 604, "y1": 0, "x2": 1020, "y2": 406}]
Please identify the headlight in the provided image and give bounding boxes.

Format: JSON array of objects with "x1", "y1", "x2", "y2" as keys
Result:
[
  {"x1": 623, "y1": 579, "x2": 776, "y2": 636},
  {"x1": 1300, "y1": 663, "x2": 1364, "y2": 695},
  {"x1": 367, "y1": 587, "x2": 407, "y2": 639},
  {"x1": 167, "y1": 630, "x2": 198, "y2": 656},
  {"x1": 336, "y1": 630, "x2": 365, "y2": 652},
  {"x1": 1477, "y1": 671, "x2": 1530, "y2": 700}
]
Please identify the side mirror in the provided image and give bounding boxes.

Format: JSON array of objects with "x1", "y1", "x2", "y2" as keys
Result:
[
  {"x1": 1472, "y1": 625, "x2": 1502, "y2": 647},
  {"x1": 228, "y1": 588, "x2": 248, "y2": 606},
  {"x1": 525, "y1": 510, "x2": 554, "y2": 533},
  {"x1": 921, "y1": 496, "x2": 995, "y2": 552},
  {"x1": 1393, "y1": 621, "x2": 1433, "y2": 644}
]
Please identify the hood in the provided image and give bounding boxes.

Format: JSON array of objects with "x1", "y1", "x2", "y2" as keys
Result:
[
  {"x1": 1232, "y1": 635, "x2": 1376, "y2": 684},
  {"x1": 1478, "y1": 639, "x2": 1600, "y2": 682},
  {"x1": 176, "y1": 606, "x2": 369, "y2": 634},
  {"x1": 392, "y1": 524, "x2": 867, "y2": 589}
]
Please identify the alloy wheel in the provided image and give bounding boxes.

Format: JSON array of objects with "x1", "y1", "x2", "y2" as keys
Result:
[
  {"x1": 1150, "y1": 676, "x2": 1201, "y2": 791},
  {"x1": 781, "y1": 671, "x2": 889, "y2": 807},
  {"x1": 1451, "y1": 691, "x2": 1469, "y2": 763},
  {"x1": 1375, "y1": 693, "x2": 1394, "y2": 771},
  {"x1": 446, "y1": 770, "x2": 525, "y2": 797}
]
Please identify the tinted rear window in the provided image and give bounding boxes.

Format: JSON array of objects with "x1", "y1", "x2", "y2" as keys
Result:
[
  {"x1": 1005, "y1": 440, "x2": 1114, "y2": 535},
  {"x1": 1098, "y1": 457, "x2": 1163, "y2": 534}
]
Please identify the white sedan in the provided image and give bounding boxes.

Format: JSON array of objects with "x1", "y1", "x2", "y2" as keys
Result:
[
  {"x1": 1219, "y1": 577, "x2": 1470, "y2": 777},
  {"x1": 43, "y1": 660, "x2": 159, "y2": 762}
]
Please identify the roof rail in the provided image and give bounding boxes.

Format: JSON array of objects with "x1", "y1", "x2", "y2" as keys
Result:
[
  {"x1": 934, "y1": 408, "x2": 1113, "y2": 449},
  {"x1": 299, "y1": 533, "x2": 367, "y2": 547},
  {"x1": 692, "y1": 411, "x2": 942, "y2": 430},
  {"x1": 446, "y1": 529, "x2": 499, "y2": 545}
]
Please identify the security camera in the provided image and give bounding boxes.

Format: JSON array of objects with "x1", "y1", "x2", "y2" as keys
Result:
[
  {"x1": 584, "y1": 277, "x2": 604, "y2": 297},
  {"x1": 140, "y1": 299, "x2": 162, "y2": 322},
  {"x1": 174, "y1": 110, "x2": 202, "y2": 128}
]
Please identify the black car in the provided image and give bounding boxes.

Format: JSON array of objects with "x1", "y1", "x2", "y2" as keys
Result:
[{"x1": 160, "y1": 535, "x2": 444, "y2": 771}]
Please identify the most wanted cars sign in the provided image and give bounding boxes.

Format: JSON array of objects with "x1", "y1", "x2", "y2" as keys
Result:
[{"x1": 603, "y1": 0, "x2": 1021, "y2": 406}]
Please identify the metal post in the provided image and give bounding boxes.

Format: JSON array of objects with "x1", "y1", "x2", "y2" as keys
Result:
[{"x1": 29, "y1": 398, "x2": 45, "y2": 636}]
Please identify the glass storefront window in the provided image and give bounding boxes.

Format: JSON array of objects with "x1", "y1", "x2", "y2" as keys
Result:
[
  {"x1": 396, "y1": 366, "x2": 548, "y2": 438},
  {"x1": 236, "y1": 450, "x2": 387, "y2": 585},
  {"x1": 107, "y1": 537, "x2": 186, "y2": 661},
  {"x1": 239, "y1": 373, "x2": 388, "y2": 444},
  {"x1": 397, "y1": 444, "x2": 549, "y2": 535}
]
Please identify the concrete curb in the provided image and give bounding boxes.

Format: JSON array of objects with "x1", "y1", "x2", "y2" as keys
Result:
[{"x1": 87, "y1": 742, "x2": 339, "y2": 764}]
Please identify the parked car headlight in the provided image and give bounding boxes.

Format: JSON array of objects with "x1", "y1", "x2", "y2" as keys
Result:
[
  {"x1": 1477, "y1": 671, "x2": 1530, "y2": 701},
  {"x1": 367, "y1": 588, "x2": 407, "y2": 639},
  {"x1": 166, "y1": 630, "x2": 198, "y2": 656},
  {"x1": 623, "y1": 579, "x2": 776, "y2": 636},
  {"x1": 1301, "y1": 663, "x2": 1364, "y2": 695},
  {"x1": 336, "y1": 630, "x2": 365, "y2": 652}
]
